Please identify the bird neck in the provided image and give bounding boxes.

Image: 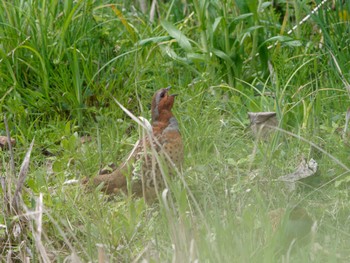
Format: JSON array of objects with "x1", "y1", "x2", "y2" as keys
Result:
[
  {"x1": 152, "y1": 108, "x2": 173, "y2": 123},
  {"x1": 152, "y1": 110, "x2": 179, "y2": 134}
]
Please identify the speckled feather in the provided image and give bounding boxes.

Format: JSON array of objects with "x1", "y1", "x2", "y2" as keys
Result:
[{"x1": 83, "y1": 87, "x2": 183, "y2": 202}]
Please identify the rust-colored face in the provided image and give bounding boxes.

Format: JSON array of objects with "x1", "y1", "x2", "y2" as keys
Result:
[{"x1": 151, "y1": 87, "x2": 177, "y2": 122}]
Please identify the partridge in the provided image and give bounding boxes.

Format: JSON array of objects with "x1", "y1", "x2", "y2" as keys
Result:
[{"x1": 84, "y1": 87, "x2": 183, "y2": 202}]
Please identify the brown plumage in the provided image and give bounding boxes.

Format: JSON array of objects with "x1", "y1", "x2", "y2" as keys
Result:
[{"x1": 83, "y1": 87, "x2": 183, "y2": 202}]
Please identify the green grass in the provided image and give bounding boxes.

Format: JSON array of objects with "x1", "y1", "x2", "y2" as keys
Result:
[{"x1": 1, "y1": 0, "x2": 350, "y2": 262}]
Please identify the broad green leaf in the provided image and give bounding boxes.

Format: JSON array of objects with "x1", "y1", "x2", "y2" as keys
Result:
[
  {"x1": 138, "y1": 36, "x2": 170, "y2": 46},
  {"x1": 161, "y1": 46, "x2": 188, "y2": 62},
  {"x1": 261, "y1": 2, "x2": 272, "y2": 10},
  {"x1": 212, "y1": 17, "x2": 223, "y2": 33},
  {"x1": 187, "y1": 52, "x2": 207, "y2": 62},
  {"x1": 243, "y1": 25, "x2": 264, "y2": 34},
  {"x1": 161, "y1": 20, "x2": 192, "y2": 52},
  {"x1": 261, "y1": 36, "x2": 302, "y2": 47},
  {"x1": 232, "y1": 13, "x2": 253, "y2": 23},
  {"x1": 212, "y1": 48, "x2": 234, "y2": 67}
]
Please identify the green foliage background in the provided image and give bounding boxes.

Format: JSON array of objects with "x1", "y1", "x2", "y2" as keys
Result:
[{"x1": 1, "y1": 0, "x2": 350, "y2": 261}]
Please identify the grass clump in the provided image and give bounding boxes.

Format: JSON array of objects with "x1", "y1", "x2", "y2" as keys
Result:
[{"x1": 1, "y1": 0, "x2": 350, "y2": 262}]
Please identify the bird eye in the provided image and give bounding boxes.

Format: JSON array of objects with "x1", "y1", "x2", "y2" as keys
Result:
[{"x1": 160, "y1": 91, "x2": 166, "y2": 98}]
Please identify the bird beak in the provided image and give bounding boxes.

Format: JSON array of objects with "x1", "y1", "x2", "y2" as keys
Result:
[{"x1": 165, "y1": 86, "x2": 178, "y2": 97}]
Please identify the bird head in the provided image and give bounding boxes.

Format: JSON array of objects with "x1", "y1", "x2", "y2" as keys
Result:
[{"x1": 151, "y1": 86, "x2": 177, "y2": 122}]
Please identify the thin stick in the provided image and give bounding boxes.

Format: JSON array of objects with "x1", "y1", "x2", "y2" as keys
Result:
[
  {"x1": 0, "y1": 176, "x2": 10, "y2": 215},
  {"x1": 11, "y1": 138, "x2": 35, "y2": 213}
]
